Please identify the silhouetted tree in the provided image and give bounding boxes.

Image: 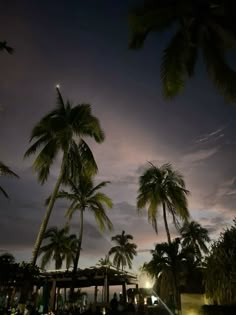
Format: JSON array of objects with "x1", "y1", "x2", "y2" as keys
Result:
[
  {"x1": 39, "y1": 226, "x2": 77, "y2": 270},
  {"x1": 129, "y1": 0, "x2": 236, "y2": 102},
  {"x1": 109, "y1": 230, "x2": 137, "y2": 271},
  {"x1": 25, "y1": 87, "x2": 105, "y2": 265},
  {"x1": 180, "y1": 220, "x2": 210, "y2": 258},
  {"x1": 205, "y1": 218, "x2": 236, "y2": 304},
  {"x1": 137, "y1": 163, "x2": 189, "y2": 244}
]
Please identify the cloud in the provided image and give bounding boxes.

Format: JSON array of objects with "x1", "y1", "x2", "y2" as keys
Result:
[
  {"x1": 181, "y1": 147, "x2": 220, "y2": 164},
  {"x1": 195, "y1": 126, "x2": 227, "y2": 144}
]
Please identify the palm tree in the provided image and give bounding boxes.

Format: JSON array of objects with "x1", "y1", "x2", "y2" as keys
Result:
[
  {"x1": 0, "y1": 41, "x2": 14, "y2": 54},
  {"x1": 0, "y1": 161, "x2": 19, "y2": 198},
  {"x1": 24, "y1": 87, "x2": 105, "y2": 265},
  {"x1": 137, "y1": 163, "x2": 189, "y2": 245},
  {"x1": 129, "y1": 0, "x2": 236, "y2": 102},
  {"x1": 142, "y1": 239, "x2": 182, "y2": 305},
  {"x1": 39, "y1": 226, "x2": 78, "y2": 270},
  {"x1": 54, "y1": 174, "x2": 113, "y2": 275},
  {"x1": 180, "y1": 220, "x2": 210, "y2": 258},
  {"x1": 109, "y1": 230, "x2": 137, "y2": 271}
]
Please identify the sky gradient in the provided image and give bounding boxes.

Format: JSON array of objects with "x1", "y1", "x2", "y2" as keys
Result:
[{"x1": 1, "y1": 0, "x2": 236, "y2": 275}]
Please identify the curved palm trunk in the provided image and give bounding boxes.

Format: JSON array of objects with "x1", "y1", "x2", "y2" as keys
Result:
[
  {"x1": 162, "y1": 202, "x2": 171, "y2": 245},
  {"x1": 162, "y1": 202, "x2": 181, "y2": 314},
  {"x1": 70, "y1": 207, "x2": 84, "y2": 298},
  {"x1": 31, "y1": 156, "x2": 66, "y2": 266}
]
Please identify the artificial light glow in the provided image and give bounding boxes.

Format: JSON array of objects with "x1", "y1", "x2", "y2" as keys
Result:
[
  {"x1": 151, "y1": 295, "x2": 158, "y2": 304},
  {"x1": 145, "y1": 281, "x2": 151, "y2": 288},
  {"x1": 56, "y1": 84, "x2": 60, "y2": 89}
]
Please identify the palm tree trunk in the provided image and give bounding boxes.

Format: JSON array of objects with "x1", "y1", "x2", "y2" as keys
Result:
[
  {"x1": 162, "y1": 202, "x2": 171, "y2": 244},
  {"x1": 31, "y1": 156, "x2": 66, "y2": 266},
  {"x1": 162, "y1": 203, "x2": 181, "y2": 314},
  {"x1": 70, "y1": 207, "x2": 84, "y2": 298}
]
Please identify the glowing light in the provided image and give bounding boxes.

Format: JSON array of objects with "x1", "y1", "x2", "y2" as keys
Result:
[
  {"x1": 145, "y1": 281, "x2": 151, "y2": 288},
  {"x1": 56, "y1": 84, "x2": 60, "y2": 89}
]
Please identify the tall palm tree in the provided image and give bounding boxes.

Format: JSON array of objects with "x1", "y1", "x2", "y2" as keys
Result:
[
  {"x1": 0, "y1": 161, "x2": 19, "y2": 198},
  {"x1": 137, "y1": 163, "x2": 189, "y2": 244},
  {"x1": 24, "y1": 87, "x2": 105, "y2": 265},
  {"x1": 0, "y1": 41, "x2": 14, "y2": 54},
  {"x1": 39, "y1": 226, "x2": 78, "y2": 270},
  {"x1": 54, "y1": 174, "x2": 113, "y2": 275},
  {"x1": 129, "y1": 0, "x2": 236, "y2": 102},
  {"x1": 143, "y1": 238, "x2": 199, "y2": 312},
  {"x1": 180, "y1": 220, "x2": 210, "y2": 258},
  {"x1": 109, "y1": 231, "x2": 137, "y2": 271}
]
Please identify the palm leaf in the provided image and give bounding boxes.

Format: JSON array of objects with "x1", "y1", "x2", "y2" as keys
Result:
[
  {"x1": 129, "y1": 2, "x2": 176, "y2": 49},
  {"x1": 88, "y1": 181, "x2": 111, "y2": 196},
  {"x1": 78, "y1": 139, "x2": 98, "y2": 175},
  {"x1": 0, "y1": 162, "x2": 19, "y2": 178},
  {"x1": 161, "y1": 30, "x2": 190, "y2": 98},
  {"x1": 33, "y1": 139, "x2": 59, "y2": 184},
  {"x1": 0, "y1": 186, "x2": 9, "y2": 199},
  {"x1": 202, "y1": 30, "x2": 236, "y2": 102}
]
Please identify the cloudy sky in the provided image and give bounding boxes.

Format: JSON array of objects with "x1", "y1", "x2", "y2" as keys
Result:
[{"x1": 1, "y1": 0, "x2": 236, "y2": 274}]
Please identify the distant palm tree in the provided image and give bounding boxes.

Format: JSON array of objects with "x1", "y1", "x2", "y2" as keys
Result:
[
  {"x1": 129, "y1": 0, "x2": 236, "y2": 102},
  {"x1": 180, "y1": 220, "x2": 210, "y2": 258},
  {"x1": 0, "y1": 41, "x2": 14, "y2": 54},
  {"x1": 0, "y1": 161, "x2": 19, "y2": 198},
  {"x1": 109, "y1": 231, "x2": 137, "y2": 271},
  {"x1": 96, "y1": 255, "x2": 112, "y2": 268},
  {"x1": 55, "y1": 175, "x2": 113, "y2": 274},
  {"x1": 137, "y1": 163, "x2": 189, "y2": 245},
  {"x1": 39, "y1": 226, "x2": 77, "y2": 270},
  {"x1": 25, "y1": 87, "x2": 105, "y2": 265}
]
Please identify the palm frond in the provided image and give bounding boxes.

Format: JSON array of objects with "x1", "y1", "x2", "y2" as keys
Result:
[
  {"x1": 78, "y1": 140, "x2": 98, "y2": 175},
  {"x1": 0, "y1": 162, "x2": 19, "y2": 178},
  {"x1": 0, "y1": 186, "x2": 9, "y2": 199},
  {"x1": 70, "y1": 104, "x2": 105, "y2": 143},
  {"x1": 24, "y1": 136, "x2": 49, "y2": 158},
  {"x1": 202, "y1": 30, "x2": 236, "y2": 102},
  {"x1": 129, "y1": 2, "x2": 176, "y2": 49},
  {"x1": 89, "y1": 181, "x2": 111, "y2": 196},
  {"x1": 33, "y1": 139, "x2": 59, "y2": 184},
  {"x1": 161, "y1": 30, "x2": 189, "y2": 98}
]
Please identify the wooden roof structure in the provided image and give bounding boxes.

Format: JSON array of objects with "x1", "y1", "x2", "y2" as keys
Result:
[{"x1": 40, "y1": 266, "x2": 138, "y2": 288}]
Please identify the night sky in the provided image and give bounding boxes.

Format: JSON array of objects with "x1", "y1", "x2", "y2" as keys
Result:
[{"x1": 1, "y1": 0, "x2": 236, "y2": 273}]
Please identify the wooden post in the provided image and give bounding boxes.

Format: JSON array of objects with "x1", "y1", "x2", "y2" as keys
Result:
[
  {"x1": 122, "y1": 282, "x2": 127, "y2": 303},
  {"x1": 49, "y1": 280, "x2": 56, "y2": 311},
  {"x1": 64, "y1": 288, "x2": 67, "y2": 304},
  {"x1": 103, "y1": 271, "x2": 109, "y2": 303},
  {"x1": 94, "y1": 286, "x2": 98, "y2": 303}
]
